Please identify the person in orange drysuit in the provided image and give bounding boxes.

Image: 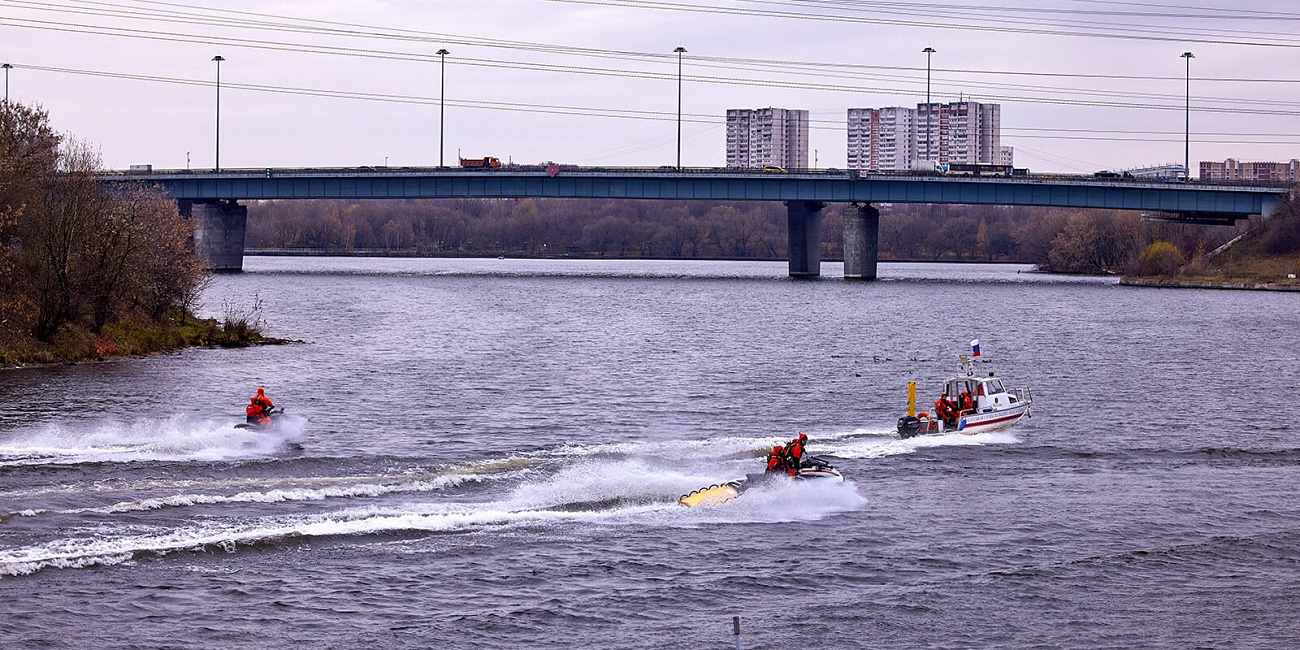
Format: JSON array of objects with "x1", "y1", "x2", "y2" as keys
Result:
[
  {"x1": 935, "y1": 394, "x2": 956, "y2": 424},
  {"x1": 246, "y1": 388, "x2": 274, "y2": 425},
  {"x1": 960, "y1": 391, "x2": 975, "y2": 413},
  {"x1": 784, "y1": 433, "x2": 808, "y2": 476},
  {"x1": 766, "y1": 445, "x2": 787, "y2": 474}
]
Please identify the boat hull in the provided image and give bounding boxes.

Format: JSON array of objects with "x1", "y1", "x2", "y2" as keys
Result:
[{"x1": 956, "y1": 403, "x2": 1031, "y2": 433}]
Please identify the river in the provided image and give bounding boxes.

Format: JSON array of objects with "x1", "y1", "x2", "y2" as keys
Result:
[{"x1": 1, "y1": 258, "x2": 1297, "y2": 649}]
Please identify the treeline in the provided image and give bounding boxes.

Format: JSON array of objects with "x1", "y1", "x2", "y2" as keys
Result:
[
  {"x1": 247, "y1": 197, "x2": 1253, "y2": 274},
  {"x1": 0, "y1": 103, "x2": 209, "y2": 364}
]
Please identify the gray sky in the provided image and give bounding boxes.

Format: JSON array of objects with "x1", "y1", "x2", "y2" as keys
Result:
[{"x1": 3, "y1": 0, "x2": 1298, "y2": 173}]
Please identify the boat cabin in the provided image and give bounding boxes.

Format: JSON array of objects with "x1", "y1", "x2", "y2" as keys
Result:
[{"x1": 943, "y1": 375, "x2": 1015, "y2": 412}]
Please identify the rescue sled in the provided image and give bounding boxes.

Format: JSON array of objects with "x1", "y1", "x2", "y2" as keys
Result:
[{"x1": 677, "y1": 456, "x2": 844, "y2": 507}]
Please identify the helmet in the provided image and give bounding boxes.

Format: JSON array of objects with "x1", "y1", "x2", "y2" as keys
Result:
[
  {"x1": 257, "y1": 388, "x2": 265, "y2": 395},
  {"x1": 798, "y1": 433, "x2": 808, "y2": 443},
  {"x1": 773, "y1": 445, "x2": 783, "y2": 452}
]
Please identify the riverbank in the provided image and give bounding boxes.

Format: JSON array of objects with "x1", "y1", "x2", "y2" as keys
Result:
[
  {"x1": 1119, "y1": 276, "x2": 1300, "y2": 291},
  {"x1": 0, "y1": 315, "x2": 290, "y2": 369}
]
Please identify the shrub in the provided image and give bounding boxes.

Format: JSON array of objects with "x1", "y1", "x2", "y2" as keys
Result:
[{"x1": 1135, "y1": 241, "x2": 1185, "y2": 276}]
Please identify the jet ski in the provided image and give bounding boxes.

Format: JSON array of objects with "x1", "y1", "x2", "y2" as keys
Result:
[
  {"x1": 235, "y1": 408, "x2": 285, "y2": 430},
  {"x1": 678, "y1": 456, "x2": 843, "y2": 507}
]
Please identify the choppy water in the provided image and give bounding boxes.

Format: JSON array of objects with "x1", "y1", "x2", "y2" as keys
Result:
[{"x1": 1, "y1": 258, "x2": 1297, "y2": 649}]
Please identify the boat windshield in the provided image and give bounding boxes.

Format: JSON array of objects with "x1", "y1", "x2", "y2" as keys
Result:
[
  {"x1": 984, "y1": 379, "x2": 1005, "y2": 394},
  {"x1": 946, "y1": 379, "x2": 977, "y2": 400}
]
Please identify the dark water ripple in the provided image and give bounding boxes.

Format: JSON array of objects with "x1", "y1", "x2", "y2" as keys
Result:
[{"x1": 1, "y1": 259, "x2": 1298, "y2": 649}]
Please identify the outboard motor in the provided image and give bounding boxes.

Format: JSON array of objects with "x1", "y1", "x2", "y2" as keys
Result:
[{"x1": 897, "y1": 415, "x2": 921, "y2": 439}]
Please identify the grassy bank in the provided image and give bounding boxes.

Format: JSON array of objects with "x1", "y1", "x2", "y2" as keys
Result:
[
  {"x1": 1122, "y1": 190, "x2": 1299, "y2": 289},
  {"x1": 0, "y1": 313, "x2": 288, "y2": 368}
]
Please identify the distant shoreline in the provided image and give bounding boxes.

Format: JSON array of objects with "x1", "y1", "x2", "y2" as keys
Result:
[{"x1": 242, "y1": 250, "x2": 1028, "y2": 265}]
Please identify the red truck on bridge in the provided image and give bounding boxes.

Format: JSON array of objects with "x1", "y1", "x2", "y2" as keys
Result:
[{"x1": 459, "y1": 156, "x2": 502, "y2": 169}]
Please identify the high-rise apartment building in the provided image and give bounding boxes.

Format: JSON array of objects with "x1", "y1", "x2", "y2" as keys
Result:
[
  {"x1": 917, "y1": 101, "x2": 1000, "y2": 166},
  {"x1": 848, "y1": 101, "x2": 1002, "y2": 171},
  {"x1": 1199, "y1": 159, "x2": 1299, "y2": 183},
  {"x1": 726, "y1": 108, "x2": 809, "y2": 169},
  {"x1": 847, "y1": 107, "x2": 916, "y2": 171}
]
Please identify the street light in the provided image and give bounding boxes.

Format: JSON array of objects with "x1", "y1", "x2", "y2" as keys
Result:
[
  {"x1": 1, "y1": 63, "x2": 12, "y2": 105},
  {"x1": 674, "y1": 46, "x2": 686, "y2": 169},
  {"x1": 437, "y1": 48, "x2": 449, "y2": 167},
  {"x1": 212, "y1": 55, "x2": 225, "y2": 171},
  {"x1": 922, "y1": 47, "x2": 936, "y2": 165},
  {"x1": 1181, "y1": 51, "x2": 1194, "y2": 180}
]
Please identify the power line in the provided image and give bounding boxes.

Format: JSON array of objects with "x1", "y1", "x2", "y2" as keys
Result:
[
  {"x1": 15, "y1": 62, "x2": 1300, "y2": 145},
  {"x1": 542, "y1": 0, "x2": 1300, "y2": 48},
  {"x1": 7, "y1": 0, "x2": 1300, "y2": 86},
  {"x1": 4, "y1": 18, "x2": 1299, "y2": 118}
]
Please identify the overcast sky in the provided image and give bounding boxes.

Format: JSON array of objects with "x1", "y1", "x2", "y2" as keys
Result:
[{"x1": 2, "y1": 0, "x2": 1298, "y2": 174}]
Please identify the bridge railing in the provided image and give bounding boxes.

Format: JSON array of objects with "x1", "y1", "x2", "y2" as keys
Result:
[{"x1": 97, "y1": 166, "x2": 1297, "y2": 190}]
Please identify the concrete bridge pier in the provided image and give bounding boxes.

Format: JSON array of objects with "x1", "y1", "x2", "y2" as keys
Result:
[
  {"x1": 843, "y1": 203, "x2": 880, "y2": 280},
  {"x1": 786, "y1": 201, "x2": 825, "y2": 277},
  {"x1": 181, "y1": 199, "x2": 248, "y2": 272}
]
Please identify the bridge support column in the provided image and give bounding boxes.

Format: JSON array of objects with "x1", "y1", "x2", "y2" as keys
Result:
[
  {"x1": 843, "y1": 203, "x2": 880, "y2": 280},
  {"x1": 182, "y1": 199, "x2": 248, "y2": 272},
  {"x1": 786, "y1": 201, "x2": 825, "y2": 277}
]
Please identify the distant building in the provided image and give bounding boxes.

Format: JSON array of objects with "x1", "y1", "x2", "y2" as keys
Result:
[
  {"x1": 847, "y1": 107, "x2": 916, "y2": 171},
  {"x1": 1199, "y1": 159, "x2": 1299, "y2": 183},
  {"x1": 1123, "y1": 163, "x2": 1187, "y2": 180},
  {"x1": 999, "y1": 146, "x2": 1014, "y2": 166},
  {"x1": 848, "y1": 101, "x2": 1002, "y2": 171},
  {"x1": 726, "y1": 108, "x2": 809, "y2": 169},
  {"x1": 917, "y1": 101, "x2": 1000, "y2": 166}
]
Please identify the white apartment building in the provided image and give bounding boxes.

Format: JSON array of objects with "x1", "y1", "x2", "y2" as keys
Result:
[
  {"x1": 726, "y1": 108, "x2": 810, "y2": 169},
  {"x1": 848, "y1": 101, "x2": 1002, "y2": 171},
  {"x1": 1000, "y1": 146, "x2": 1014, "y2": 166},
  {"x1": 847, "y1": 107, "x2": 916, "y2": 171},
  {"x1": 916, "y1": 101, "x2": 1001, "y2": 166}
]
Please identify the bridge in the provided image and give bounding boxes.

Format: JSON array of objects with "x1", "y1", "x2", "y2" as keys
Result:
[{"x1": 103, "y1": 167, "x2": 1290, "y2": 278}]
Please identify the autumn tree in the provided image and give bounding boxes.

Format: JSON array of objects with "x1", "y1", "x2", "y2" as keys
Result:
[{"x1": 0, "y1": 102, "x2": 208, "y2": 341}]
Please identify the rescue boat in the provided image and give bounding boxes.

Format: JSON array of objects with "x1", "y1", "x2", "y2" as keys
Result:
[
  {"x1": 678, "y1": 456, "x2": 843, "y2": 507},
  {"x1": 896, "y1": 340, "x2": 1033, "y2": 438}
]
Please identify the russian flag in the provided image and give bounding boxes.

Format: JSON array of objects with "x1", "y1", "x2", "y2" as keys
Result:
[{"x1": 970, "y1": 339, "x2": 981, "y2": 357}]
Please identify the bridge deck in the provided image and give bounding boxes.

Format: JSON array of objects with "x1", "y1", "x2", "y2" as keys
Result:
[{"x1": 103, "y1": 168, "x2": 1289, "y2": 217}]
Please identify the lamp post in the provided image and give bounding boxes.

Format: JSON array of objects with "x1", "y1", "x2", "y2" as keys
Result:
[
  {"x1": 437, "y1": 48, "x2": 449, "y2": 167},
  {"x1": 1181, "y1": 51, "x2": 1194, "y2": 180},
  {"x1": 674, "y1": 46, "x2": 686, "y2": 169},
  {"x1": 212, "y1": 55, "x2": 224, "y2": 171},
  {"x1": 2, "y1": 63, "x2": 11, "y2": 105},
  {"x1": 922, "y1": 47, "x2": 936, "y2": 165}
]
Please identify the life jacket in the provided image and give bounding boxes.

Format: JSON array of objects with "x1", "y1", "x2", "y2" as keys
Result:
[
  {"x1": 961, "y1": 392, "x2": 975, "y2": 411},
  {"x1": 786, "y1": 443, "x2": 804, "y2": 468},
  {"x1": 246, "y1": 405, "x2": 259, "y2": 418},
  {"x1": 935, "y1": 398, "x2": 953, "y2": 420}
]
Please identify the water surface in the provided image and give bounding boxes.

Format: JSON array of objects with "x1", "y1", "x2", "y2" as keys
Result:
[{"x1": 1, "y1": 259, "x2": 1296, "y2": 649}]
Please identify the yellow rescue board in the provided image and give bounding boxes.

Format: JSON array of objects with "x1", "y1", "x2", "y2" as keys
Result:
[{"x1": 678, "y1": 481, "x2": 743, "y2": 507}]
